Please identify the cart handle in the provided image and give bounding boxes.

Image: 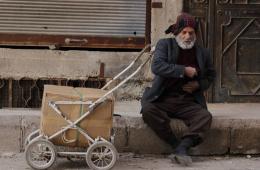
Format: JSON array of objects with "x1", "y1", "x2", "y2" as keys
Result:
[
  {"x1": 47, "y1": 45, "x2": 155, "y2": 142},
  {"x1": 101, "y1": 44, "x2": 154, "y2": 90}
]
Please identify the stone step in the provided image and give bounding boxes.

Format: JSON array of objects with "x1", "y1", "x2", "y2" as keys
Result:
[{"x1": 0, "y1": 102, "x2": 260, "y2": 155}]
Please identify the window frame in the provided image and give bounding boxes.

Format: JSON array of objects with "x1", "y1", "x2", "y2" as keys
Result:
[{"x1": 0, "y1": 0, "x2": 151, "y2": 50}]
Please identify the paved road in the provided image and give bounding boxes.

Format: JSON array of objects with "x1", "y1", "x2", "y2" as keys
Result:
[{"x1": 1, "y1": 152, "x2": 260, "y2": 170}]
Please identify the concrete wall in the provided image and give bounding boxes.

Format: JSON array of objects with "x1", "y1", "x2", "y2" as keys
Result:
[
  {"x1": 0, "y1": 0, "x2": 183, "y2": 100},
  {"x1": 0, "y1": 48, "x2": 139, "y2": 79},
  {"x1": 151, "y1": 0, "x2": 182, "y2": 44}
]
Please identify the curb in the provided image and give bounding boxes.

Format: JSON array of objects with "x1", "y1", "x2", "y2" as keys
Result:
[{"x1": 1, "y1": 108, "x2": 260, "y2": 155}]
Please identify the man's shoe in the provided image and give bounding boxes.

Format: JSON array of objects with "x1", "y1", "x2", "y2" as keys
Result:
[
  {"x1": 169, "y1": 153, "x2": 192, "y2": 166},
  {"x1": 169, "y1": 136, "x2": 194, "y2": 166}
]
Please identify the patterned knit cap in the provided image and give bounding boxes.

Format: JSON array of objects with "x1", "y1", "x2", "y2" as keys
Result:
[{"x1": 165, "y1": 13, "x2": 198, "y2": 35}]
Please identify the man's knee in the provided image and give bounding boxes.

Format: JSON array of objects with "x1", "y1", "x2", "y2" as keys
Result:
[
  {"x1": 141, "y1": 103, "x2": 170, "y2": 126},
  {"x1": 202, "y1": 110, "x2": 212, "y2": 125},
  {"x1": 142, "y1": 109, "x2": 167, "y2": 125},
  {"x1": 141, "y1": 100, "x2": 155, "y2": 114},
  {"x1": 198, "y1": 110, "x2": 212, "y2": 131},
  {"x1": 141, "y1": 102, "x2": 155, "y2": 122}
]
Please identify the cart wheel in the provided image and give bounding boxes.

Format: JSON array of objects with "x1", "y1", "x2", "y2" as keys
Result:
[
  {"x1": 25, "y1": 129, "x2": 40, "y2": 147},
  {"x1": 25, "y1": 139, "x2": 56, "y2": 170},
  {"x1": 86, "y1": 141, "x2": 118, "y2": 170}
]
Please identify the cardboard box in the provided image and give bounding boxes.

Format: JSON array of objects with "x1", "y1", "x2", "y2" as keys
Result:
[{"x1": 40, "y1": 85, "x2": 114, "y2": 147}]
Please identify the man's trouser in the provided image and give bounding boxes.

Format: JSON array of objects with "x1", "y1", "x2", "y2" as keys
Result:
[{"x1": 141, "y1": 95, "x2": 212, "y2": 147}]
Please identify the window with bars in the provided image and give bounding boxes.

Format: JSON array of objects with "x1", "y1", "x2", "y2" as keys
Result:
[
  {"x1": 0, "y1": 0, "x2": 151, "y2": 49},
  {"x1": 0, "y1": 78, "x2": 107, "y2": 108}
]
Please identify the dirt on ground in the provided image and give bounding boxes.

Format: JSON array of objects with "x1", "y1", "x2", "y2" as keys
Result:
[{"x1": 0, "y1": 152, "x2": 260, "y2": 170}]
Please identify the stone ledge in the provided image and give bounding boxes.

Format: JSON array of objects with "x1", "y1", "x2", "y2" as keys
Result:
[
  {"x1": 0, "y1": 103, "x2": 260, "y2": 155},
  {"x1": 113, "y1": 116, "x2": 231, "y2": 155}
]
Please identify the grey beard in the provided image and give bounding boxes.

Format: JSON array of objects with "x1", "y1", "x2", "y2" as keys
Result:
[{"x1": 175, "y1": 35, "x2": 196, "y2": 49}]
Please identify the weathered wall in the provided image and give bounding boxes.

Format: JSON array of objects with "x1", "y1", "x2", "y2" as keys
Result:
[
  {"x1": 151, "y1": 0, "x2": 183, "y2": 44},
  {"x1": 0, "y1": 48, "x2": 138, "y2": 79},
  {"x1": 0, "y1": 0, "x2": 183, "y2": 100}
]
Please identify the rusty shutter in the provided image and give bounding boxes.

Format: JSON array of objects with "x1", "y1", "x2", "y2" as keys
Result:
[{"x1": 0, "y1": 0, "x2": 148, "y2": 49}]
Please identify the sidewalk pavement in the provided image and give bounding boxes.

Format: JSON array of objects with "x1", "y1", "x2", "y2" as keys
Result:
[
  {"x1": 0, "y1": 101, "x2": 260, "y2": 155},
  {"x1": 1, "y1": 152, "x2": 260, "y2": 170}
]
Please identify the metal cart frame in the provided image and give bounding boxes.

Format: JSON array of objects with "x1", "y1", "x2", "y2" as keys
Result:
[{"x1": 25, "y1": 44, "x2": 154, "y2": 170}]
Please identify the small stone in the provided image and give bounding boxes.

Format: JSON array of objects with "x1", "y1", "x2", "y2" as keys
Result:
[
  {"x1": 1, "y1": 152, "x2": 16, "y2": 158},
  {"x1": 119, "y1": 152, "x2": 134, "y2": 159},
  {"x1": 246, "y1": 155, "x2": 251, "y2": 159},
  {"x1": 213, "y1": 157, "x2": 222, "y2": 160}
]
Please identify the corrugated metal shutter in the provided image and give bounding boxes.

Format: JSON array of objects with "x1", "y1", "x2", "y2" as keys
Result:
[{"x1": 0, "y1": 0, "x2": 146, "y2": 37}]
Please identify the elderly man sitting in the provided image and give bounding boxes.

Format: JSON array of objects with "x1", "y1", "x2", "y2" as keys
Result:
[{"x1": 141, "y1": 13, "x2": 216, "y2": 166}]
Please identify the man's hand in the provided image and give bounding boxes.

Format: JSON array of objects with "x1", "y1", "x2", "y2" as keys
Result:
[
  {"x1": 182, "y1": 81, "x2": 200, "y2": 93},
  {"x1": 184, "y1": 66, "x2": 197, "y2": 78}
]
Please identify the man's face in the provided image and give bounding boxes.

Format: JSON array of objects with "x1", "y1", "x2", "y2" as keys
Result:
[{"x1": 175, "y1": 27, "x2": 196, "y2": 49}]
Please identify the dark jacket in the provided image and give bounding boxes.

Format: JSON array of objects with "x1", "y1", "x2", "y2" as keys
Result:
[{"x1": 142, "y1": 38, "x2": 216, "y2": 109}]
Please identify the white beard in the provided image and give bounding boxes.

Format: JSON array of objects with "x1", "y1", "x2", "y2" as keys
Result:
[{"x1": 175, "y1": 34, "x2": 196, "y2": 49}]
